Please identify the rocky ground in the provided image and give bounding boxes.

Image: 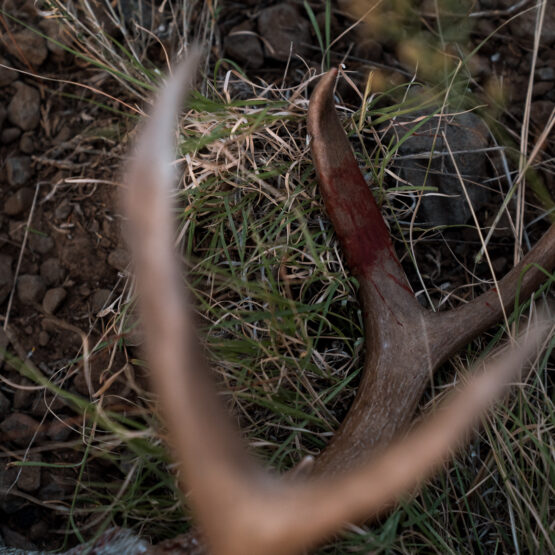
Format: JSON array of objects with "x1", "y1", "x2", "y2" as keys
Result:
[{"x1": 0, "y1": 0, "x2": 553, "y2": 552}]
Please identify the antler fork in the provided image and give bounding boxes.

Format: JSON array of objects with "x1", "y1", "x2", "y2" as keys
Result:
[{"x1": 123, "y1": 54, "x2": 554, "y2": 555}]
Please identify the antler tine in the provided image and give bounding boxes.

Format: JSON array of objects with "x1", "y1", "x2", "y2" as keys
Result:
[
  {"x1": 124, "y1": 55, "x2": 553, "y2": 555},
  {"x1": 307, "y1": 69, "x2": 555, "y2": 475}
]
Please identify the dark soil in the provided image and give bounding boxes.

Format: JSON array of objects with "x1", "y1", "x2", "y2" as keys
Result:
[{"x1": 0, "y1": 0, "x2": 553, "y2": 552}]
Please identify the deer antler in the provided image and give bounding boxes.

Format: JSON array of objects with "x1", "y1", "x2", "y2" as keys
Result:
[
  {"x1": 308, "y1": 68, "x2": 555, "y2": 474},
  {"x1": 123, "y1": 54, "x2": 554, "y2": 555}
]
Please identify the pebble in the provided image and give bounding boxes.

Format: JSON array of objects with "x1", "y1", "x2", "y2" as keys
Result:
[
  {"x1": 8, "y1": 220, "x2": 26, "y2": 242},
  {"x1": 108, "y1": 247, "x2": 130, "y2": 271},
  {"x1": 13, "y1": 378, "x2": 35, "y2": 410},
  {"x1": 536, "y1": 66, "x2": 555, "y2": 81},
  {"x1": 54, "y1": 199, "x2": 72, "y2": 220},
  {"x1": 42, "y1": 287, "x2": 67, "y2": 314},
  {"x1": 16, "y1": 454, "x2": 42, "y2": 492},
  {"x1": 38, "y1": 19, "x2": 67, "y2": 59},
  {"x1": 0, "y1": 56, "x2": 17, "y2": 87},
  {"x1": 19, "y1": 131, "x2": 35, "y2": 153},
  {"x1": 3, "y1": 187, "x2": 34, "y2": 216},
  {"x1": 29, "y1": 232, "x2": 54, "y2": 254},
  {"x1": 0, "y1": 254, "x2": 13, "y2": 304},
  {"x1": 40, "y1": 257, "x2": 64, "y2": 286},
  {"x1": 225, "y1": 21, "x2": 264, "y2": 69},
  {"x1": 6, "y1": 156, "x2": 32, "y2": 187},
  {"x1": 17, "y1": 274, "x2": 46, "y2": 304},
  {"x1": 1, "y1": 127, "x2": 21, "y2": 143},
  {"x1": 5, "y1": 29, "x2": 48, "y2": 68},
  {"x1": 258, "y1": 4, "x2": 312, "y2": 61},
  {"x1": 0, "y1": 412, "x2": 43, "y2": 447},
  {"x1": 8, "y1": 82, "x2": 40, "y2": 131},
  {"x1": 91, "y1": 288, "x2": 112, "y2": 313},
  {"x1": 47, "y1": 420, "x2": 71, "y2": 441},
  {"x1": 38, "y1": 330, "x2": 49, "y2": 346}
]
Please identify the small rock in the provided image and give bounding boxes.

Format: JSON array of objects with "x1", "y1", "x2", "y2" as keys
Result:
[
  {"x1": 0, "y1": 56, "x2": 17, "y2": 87},
  {"x1": 19, "y1": 131, "x2": 35, "y2": 153},
  {"x1": 386, "y1": 109, "x2": 491, "y2": 226},
  {"x1": 13, "y1": 378, "x2": 34, "y2": 410},
  {"x1": 54, "y1": 198, "x2": 72, "y2": 220},
  {"x1": 258, "y1": 4, "x2": 312, "y2": 61},
  {"x1": 17, "y1": 274, "x2": 46, "y2": 304},
  {"x1": 53, "y1": 124, "x2": 71, "y2": 144},
  {"x1": 40, "y1": 257, "x2": 64, "y2": 286},
  {"x1": 38, "y1": 19, "x2": 67, "y2": 58},
  {"x1": 0, "y1": 413, "x2": 43, "y2": 447},
  {"x1": 38, "y1": 330, "x2": 49, "y2": 346},
  {"x1": 5, "y1": 29, "x2": 48, "y2": 68},
  {"x1": 3, "y1": 187, "x2": 34, "y2": 216},
  {"x1": 8, "y1": 220, "x2": 26, "y2": 242},
  {"x1": 8, "y1": 220, "x2": 27, "y2": 243},
  {"x1": 0, "y1": 391, "x2": 9, "y2": 420},
  {"x1": 7, "y1": 82, "x2": 40, "y2": 131},
  {"x1": 6, "y1": 156, "x2": 32, "y2": 187},
  {"x1": 47, "y1": 420, "x2": 71, "y2": 441},
  {"x1": 536, "y1": 66, "x2": 555, "y2": 81},
  {"x1": 225, "y1": 21, "x2": 264, "y2": 69},
  {"x1": 0, "y1": 526, "x2": 38, "y2": 551},
  {"x1": 15, "y1": 454, "x2": 42, "y2": 492},
  {"x1": 42, "y1": 287, "x2": 67, "y2": 314},
  {"x1": 30, "y1": 392, "x2": 66, "y2": 417},
  {"x1": 29, "y1": 232, "x2": 54, "y2": 254},
  {"x1": 91, "y1": 288, "x2": 112, "y2": 314},
  {"x1": 0, "y1": 254, "x2": 13, "y2": 304},
  {"x1": 108, "y1": 248, "x2": 130, "y2": 271},
  {"x1": 1, "y1": 126, "x2": 21, "y2": 143}
]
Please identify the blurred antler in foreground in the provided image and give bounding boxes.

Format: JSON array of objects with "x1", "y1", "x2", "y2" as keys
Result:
[{"x1": 123, "y1": 52, "x2": 554, "y2": 555}]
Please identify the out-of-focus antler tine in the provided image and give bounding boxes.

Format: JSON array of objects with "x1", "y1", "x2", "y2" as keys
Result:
[
  {"x1": 123, "y1": 55, "x2": 552, "y2": 555},
  {"x1": 122, "y1": 51, "x2": 276, "y2": 551}
]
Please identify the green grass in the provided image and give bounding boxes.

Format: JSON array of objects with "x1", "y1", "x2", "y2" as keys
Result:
[{"x1": 3, "y1": 1, "x2": 553, "y2": 552}]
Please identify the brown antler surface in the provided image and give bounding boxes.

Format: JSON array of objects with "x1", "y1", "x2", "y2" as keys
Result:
[
  {"x1": 308, "y1": 68, "x2": 555, "y2": 474},
  {"x1": 123, "y1": 55, "x2": 554, "y2": 555}
]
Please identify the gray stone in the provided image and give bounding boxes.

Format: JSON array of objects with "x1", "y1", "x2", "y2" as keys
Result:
[
  {"x1": 5, "y1": 29, "x2": 48, "y2": 67},
  {"x1": 7, "y1": 82, "x2": 40, "y2": 131},
  {"x1": 258, "y1": 4, "x2": 312, "y2": 61},
  {"x1": 17, "y1": 274, "x2": 46, "y2": 304},
  {"x1": 91, "y1": 288, "x2": 112, "y2": 314},
  {"x1": 225, "y1": 21, "x2": 264, "y2": 69},
  {"x1": 39, "y1": 19, "x2": 67, "y2": 58},
  {"x1": 0, "y1": 56, "x2": 17, "y2": 87},
  {"x1": 0, "y1": 254, "x2": 13, "y2": 304},
  {"x1": 15, "y1": 454, "x2": 42, "y2": 492},
  {"x1": 386, "y1": 109, "x2": 491, "y2": 226},
  {"x1": 1, "y1": 126, "x2": 20, "y2": 143},
  {"x1": 40, "y1": 257, "x2": 64, "y2": 286},
  {"x1": 8, "y1": 220, "x2": 26, "y2": 242},
  {"x1": 3, "y1": 186, "x2": 33, "y2": 216},
  {"x1": 6, "y1": 156, "x2": 32, "y2": 187},
  {"x1": 42, "y1": 287, "x2": 66, "y2": 314},
  {"x1": 0, "y1": 412, "x2": 43, "y2": 447},
  {"x1": 108, "y1": 248, "x2": 130, "y2": 271},
  {"x1": 19, "y1": 131, "x2": 34, "y2": 153},
  {"x1": 29, "y1": 232, "x2": 54, "y2": 254}
]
